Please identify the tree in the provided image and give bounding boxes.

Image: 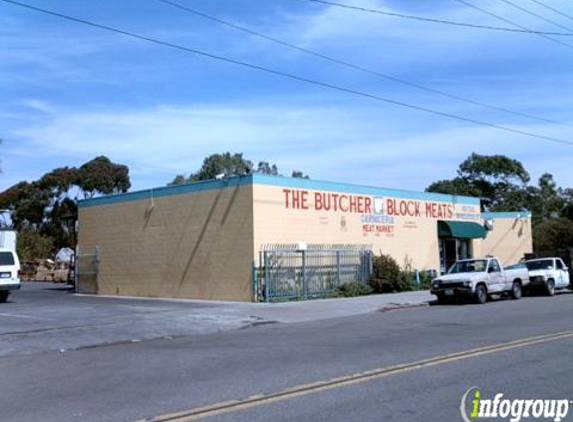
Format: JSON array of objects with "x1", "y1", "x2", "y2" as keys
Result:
[
  {"x1": 191, "y1": 152, "x2": 253, "y2": 181},
  {"x1": 168, "y1": 174, "x2": 187, "y2": 187},
  {"x1": 533, "y1": 218, "x2": 573, "y2": 252},
  {"x1": 167, "y1": 152, "x2": 307, "y2": 185},
  {"x1": 459, "y1": 153, "x2": 529, "y2": 185},
  {"x1": 427, "y1": 153, "x2": 530, "y2": 211},
  {"x1": 0, "y1": 156, "x2": 131, "y2": 256},
  {"x1": 426, "y1": 153, "x2": 573, "y2": 253},
  {"x1": 0, "y1": 182, "x2": 50, "y2": 230},
  {"x1": 292, "y1": 170, "x2": 310, "y2": 179},
  {"x1": 527, "y1": 173, "x2": 566, "y2": 224},
  {"x1": 37, "y1": 166, "x2": 78, "y2": 197},
  {"x1": 563, "y1": 188, "x2": 573, "y2": 220},
  {"x1": 77, "y1": 156, "x2": 130, "y2": 198},
  {"x1": 425, "y1": 177, "x2": 480, "y2": 198},
  {"x1": 44, "y1": 197, "x2": 78, "y2": 250},
  {"x1": 256, "y1": 161, "x2": 278, "y2": 175}
]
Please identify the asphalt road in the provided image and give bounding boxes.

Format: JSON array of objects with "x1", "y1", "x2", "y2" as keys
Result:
[{"x1": 1, "y1": 286, "x2": 572, "y2": 422}]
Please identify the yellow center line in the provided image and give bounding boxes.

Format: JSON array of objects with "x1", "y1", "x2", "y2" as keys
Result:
[{"x1": 133, "y1": 330, "x2": 573, "y2": 422}]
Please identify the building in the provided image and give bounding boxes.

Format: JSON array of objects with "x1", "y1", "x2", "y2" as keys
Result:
[{"x1": 77, "y1": 174, "x2": 533, "y2": 301}]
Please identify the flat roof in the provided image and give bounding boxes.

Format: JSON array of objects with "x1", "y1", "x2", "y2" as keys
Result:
[
  {"x1": 482, "y1": 211, "x2": 532, "y2": 219},
  {"x1": 78, "y1": 173, "x2": 481, "y2": 208}
]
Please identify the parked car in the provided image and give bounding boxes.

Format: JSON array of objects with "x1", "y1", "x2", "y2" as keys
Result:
[
  {"x1": 430, "y1": 257, "x2": 529, "y2": 304},
  {"x1": 525, "y1": 257, "x2": 570, "y2": 296},
  {"x1": 0, "y1": 248, "x2": 20, "y2": 303}
]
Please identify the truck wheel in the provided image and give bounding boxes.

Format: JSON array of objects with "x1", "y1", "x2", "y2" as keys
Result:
[
  {"x1": 436, "y1": 294, "x2": 447, "y2": 304},
  {"x1": 511, "y1": 281, "x2": 522, "y2": 300},
  {"x1": 545, "y1": 279, "x2": 555, "y2": 297},
  {"x1": 475, "y1": 285, "x2": 487, "y2": 304},
  {"x1": 0, "y1": 291, "x2": 8, "y2": 303}
]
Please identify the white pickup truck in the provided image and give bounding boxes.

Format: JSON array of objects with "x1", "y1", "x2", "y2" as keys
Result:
[
  {"x1": 525, "y1": 257, "x2": 570, "y2": 296},
  {"x1": 430, "y1": 257, "x2": 530, "y2": 304}
]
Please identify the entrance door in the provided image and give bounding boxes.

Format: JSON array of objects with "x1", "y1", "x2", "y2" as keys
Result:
[
  {"x1": 441, "y1": 239, "x2": 457, "y2": 274},
  {"x1": 440, "y1": 238, "x2": 473, "y2": 274}
]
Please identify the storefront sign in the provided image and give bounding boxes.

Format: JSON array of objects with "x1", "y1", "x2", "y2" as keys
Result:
[
  {"x1": 282, "y1": 189, "x2": 372, "y2": 214},
  {"x1": 283, "y1": 189, "x2": 460, "y2": 219}
]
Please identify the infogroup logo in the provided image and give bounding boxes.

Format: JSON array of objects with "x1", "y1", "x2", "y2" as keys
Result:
[{"x1": 460, "y1": 387, "x2": 571, "y2": 422}]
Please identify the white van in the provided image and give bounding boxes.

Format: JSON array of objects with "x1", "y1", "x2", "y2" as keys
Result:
[{"x1": 0, "y1": 248, "x2": 20, "y2": 303}]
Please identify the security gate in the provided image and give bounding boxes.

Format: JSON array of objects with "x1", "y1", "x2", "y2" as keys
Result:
[
  {"x1": 257, "y1": 245, "x2": 373, "y2": 302},
  {"x1": 75, "y1": 246, "x2": 100, "y2": 293}
]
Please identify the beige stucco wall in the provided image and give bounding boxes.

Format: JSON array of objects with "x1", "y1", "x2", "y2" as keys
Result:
[
  {"x1": 252, "y1": 183, "x2": 482, "y2": 273},
  {"x1": 77, "y1": 183, "x2": 254, "y2": 301},
  {"x1": 476, "y1": 215, "x2": 533, "y2": 265},
  {"x1": 76, "y1": 175, "x2": 533, "y2": 302}
]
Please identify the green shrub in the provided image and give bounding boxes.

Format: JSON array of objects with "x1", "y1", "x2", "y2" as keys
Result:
[
  {"x1": 17, "y1": 228, "x2": 55, "y2": 261},
  {"x1": 369, "y1": 254, "x2": 437, "y2": 293},
  {"x1": 336, "y1": 281, "x2": 373, "y2": 297},
  {"x1": 397, "y1": 257, "x2": 416, "y2": 292},
  {"x1": 396, "y1": 271, "x2": 416, "y2": 292},
  {"x1": 418, "y1": 271, "x2": 435, "y2": 290},
  {"x1": 369, "y1": 254, "x2": 402, "y2": 293}
]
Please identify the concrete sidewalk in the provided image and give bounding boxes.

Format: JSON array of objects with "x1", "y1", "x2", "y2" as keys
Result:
[
  {"x1": 0, "y1": 283, "x2": 433, "y2": 357},
  {"x1": 171, "y1": 290, "x2": 434, "y2": 324}
]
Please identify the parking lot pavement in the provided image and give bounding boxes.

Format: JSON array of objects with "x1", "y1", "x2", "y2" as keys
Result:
[
  {"x1": 0, "y1": 282, "x2": 433, "y2": 358},
  {"x1": 0, "y1": 283, "x2": 259, "y2": 358}
]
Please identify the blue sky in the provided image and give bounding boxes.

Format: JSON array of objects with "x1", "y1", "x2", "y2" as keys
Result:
[{"x1": 1, "y1": 0, "x2": 572, "y2": 193}]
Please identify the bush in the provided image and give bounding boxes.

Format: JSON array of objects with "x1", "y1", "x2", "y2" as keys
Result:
[
  {"x1": 369, "y1": 254, "x2": 402, "y2": 293},
  {"x1": 336, "y1": 282, "x2": 373, "y2": 297},
  {"x1": 396, "y1": 270, "x2": 416, "y2": 292},
  {"x1": 418, "y1": 271, "x2": 435, "y2": 290},
  {"x1": 397, "y1": 257, "x2": 417, "y2": 292},
  {"x1": 17, "y1": 228, "x2": 55, "y2": 261},
  {"x1": 369, "y1": 254, "x2": 437, "y2": 293}
]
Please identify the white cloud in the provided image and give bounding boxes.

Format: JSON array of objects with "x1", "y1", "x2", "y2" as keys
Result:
[
  {"x1": 8, "y1": 102, "x2": 573, "y2": 191},
  {"x1": 269, "y1": 0, "x2": 573, "y2": 71},
  {"x1": 1, "y1": 0, "x2": 572, "y2": 195},
  {"x1": 18, "y1": 99, "x2": 55, "y2": 114}
]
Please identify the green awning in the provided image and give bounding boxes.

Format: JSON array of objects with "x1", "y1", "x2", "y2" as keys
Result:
[{"x1": 438, "y1": 220, "x2": 486, "y2": 239}]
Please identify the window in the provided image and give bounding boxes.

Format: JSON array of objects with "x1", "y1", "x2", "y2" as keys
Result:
[
  {"x1": 0, "y1": 252, "x2": 15, "y2": 266},
  {"x1": 449, "y1": 260, "x2": 487, "y2": 274},
  {"x1": 526, "y1": 260, "x2": 553, "y2": 271},
  {"x1": 556, "y1": 260, "x2": 565, "y2": 270},
  {"x1": 489, "y1": 260, "x2": 501, "y2": 273}
]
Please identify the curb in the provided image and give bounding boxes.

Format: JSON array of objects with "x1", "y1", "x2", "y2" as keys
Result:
[{"x1": 377, "y1": 302, "x2": 432, "y2": 313}]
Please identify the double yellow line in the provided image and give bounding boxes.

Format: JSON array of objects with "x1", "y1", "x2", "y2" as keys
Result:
[{"x1": 134, "y1": 330, "x2": 573, "y2": 422}]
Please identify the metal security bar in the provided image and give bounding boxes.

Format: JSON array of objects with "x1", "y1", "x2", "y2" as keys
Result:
[
  {"x1": 75, "y1": 245, "x2": 100, "y2": 294},
  {"x1": 257, "y1": 245, "x2": 373, "y2": 302}
]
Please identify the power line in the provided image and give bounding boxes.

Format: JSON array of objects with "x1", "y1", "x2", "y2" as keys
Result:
[
  {"x1": 154, "y1": 0, "x2": 572, "y2": 128},
  {"x1": 2, "y1": 0, "x2": 572, "y2": 147},
  {"x1": 292, "y1": 0, "x2": 573, "y2": 36},
  {"x1": 527, "y1": 0, "x2": 573, "y2": 23},
  {"x1": 452, "y1": 0, "x2": 573, "y2": 51},
  {"x1": 497, "y1": 0, "x2": 573, "y2": 32}
]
